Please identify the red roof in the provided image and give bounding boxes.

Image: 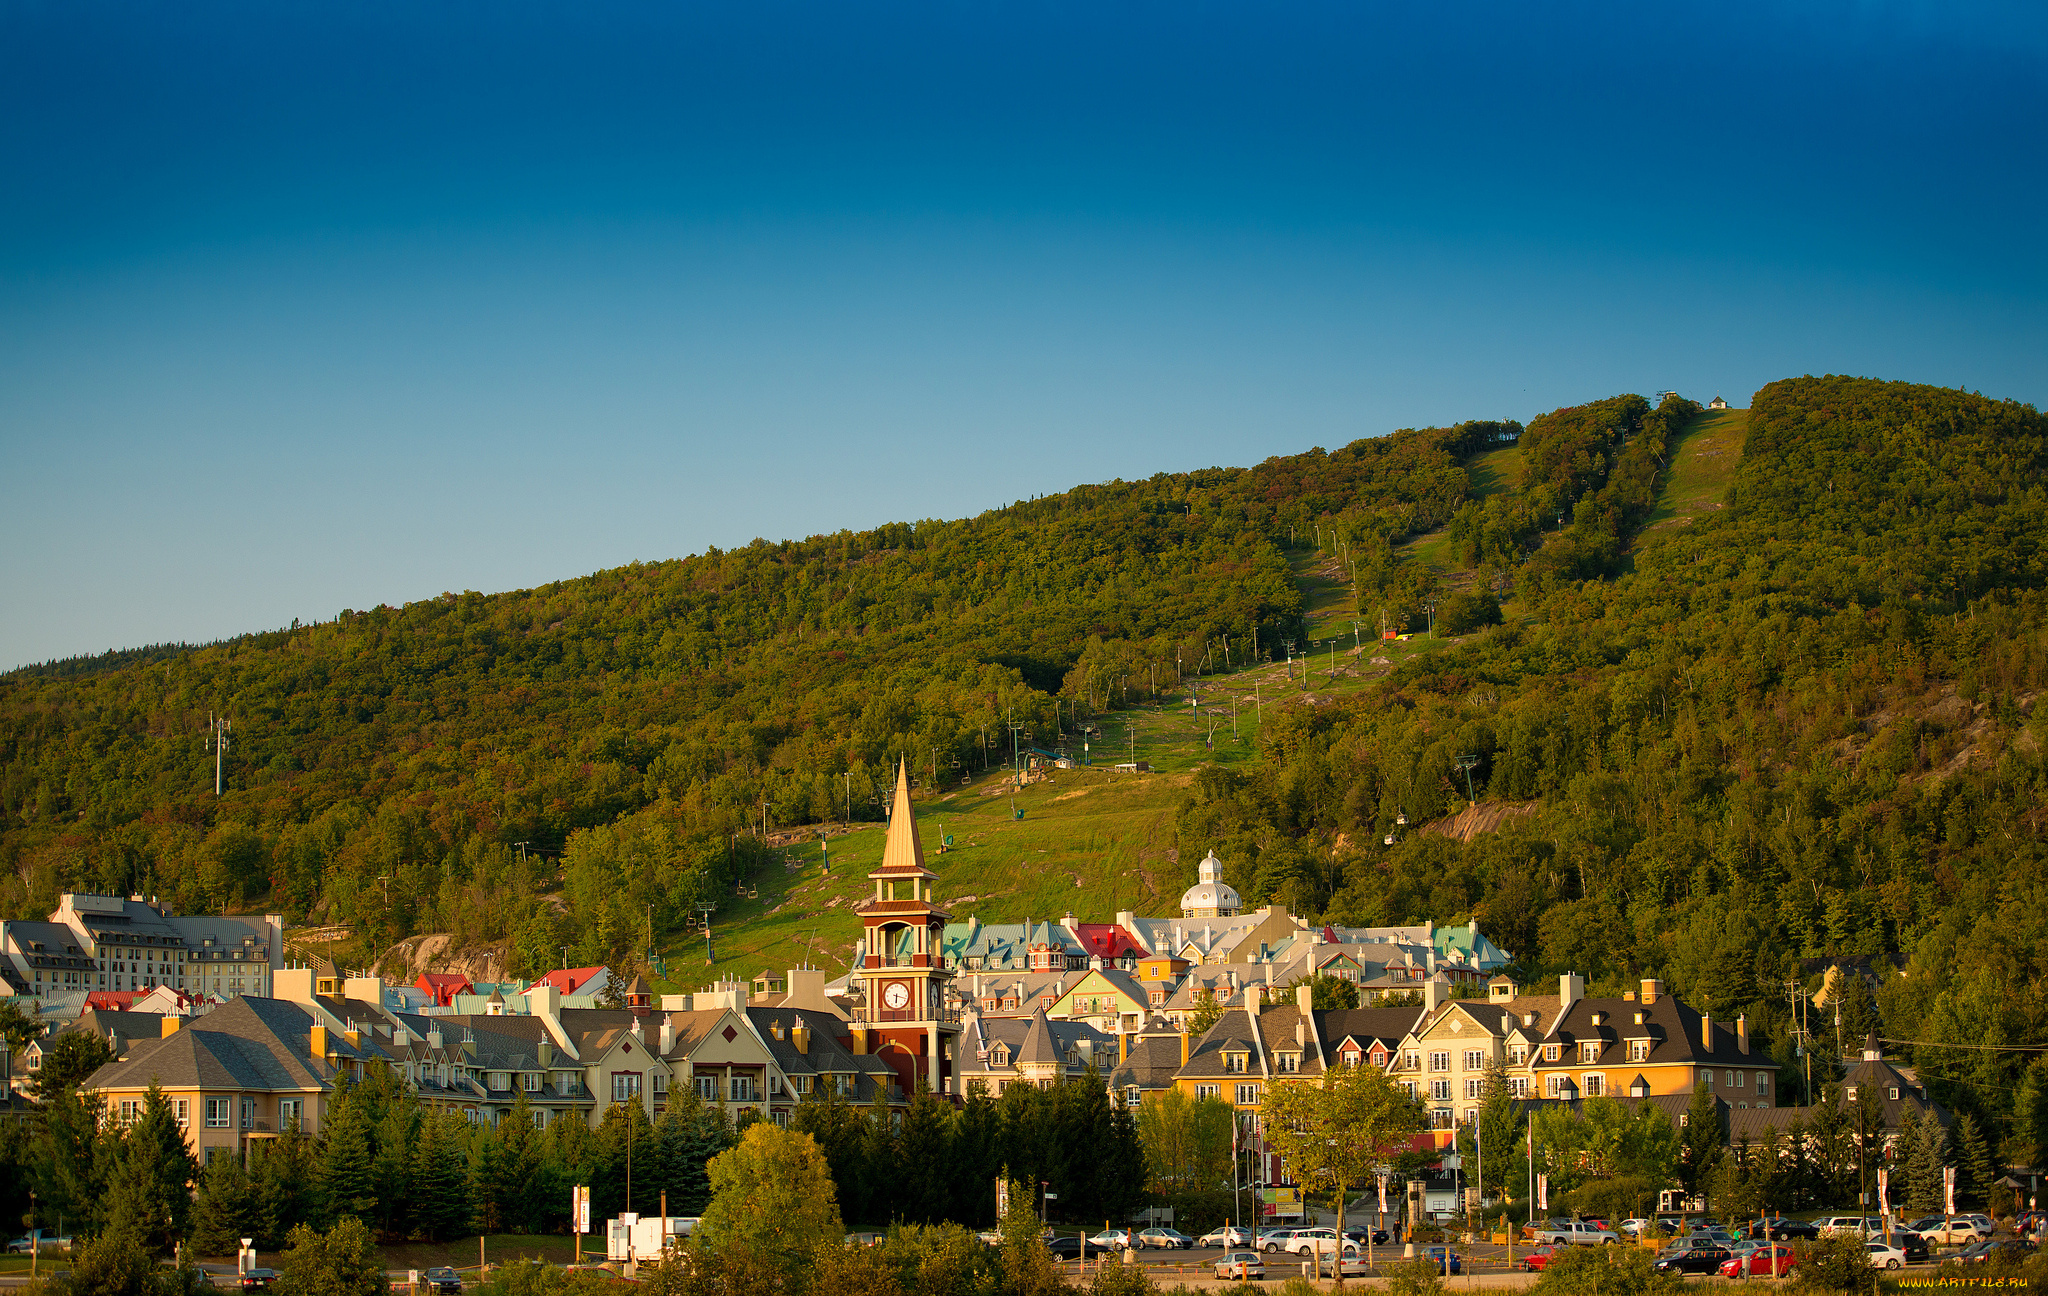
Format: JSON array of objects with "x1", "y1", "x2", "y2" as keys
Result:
[
  {"x1": 1071, "y1": 923, "x2": 1145, "y2": 960},
  {"x1": 413, "y1": 972, "x2": 475, "y2": 1006},
  {"x1": 537, "y1": 966, "x2": 609, "y2": 995},
  {"x1": 86, "y1": 990, "x2": 142, "y2": 1011}
]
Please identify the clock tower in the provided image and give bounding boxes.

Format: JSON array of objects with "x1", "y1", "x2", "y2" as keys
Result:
[{"x1": 858, "y1": 759, "x2": 961, "y2": 1096}]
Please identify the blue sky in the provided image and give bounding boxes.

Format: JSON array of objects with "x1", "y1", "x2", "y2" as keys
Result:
[{"x1": 4, "y1": 1, "x2": 2044, "y2": 670}]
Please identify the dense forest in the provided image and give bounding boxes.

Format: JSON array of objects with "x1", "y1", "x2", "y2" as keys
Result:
[{"x1": 6, "y1": 375, "x2": 2048, "y2": 1167}]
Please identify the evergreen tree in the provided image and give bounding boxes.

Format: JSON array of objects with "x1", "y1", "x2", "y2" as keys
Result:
[
  {"x1": 371, "y1": 1090, "x2": 420, "y2": 1238},
  {"x1": 539, "y1": 1108, "x2": 606, "y2": 1236},
  {"x1": 1808, "y1": 1093, "x2": 1853, "y2": 1203},
  {"x1": 854, "y1": 1087, "x2": 900, "y2": 1227},
  {"x1": 467, "y1": 1122, "x2": 505, "y2": 1234},
  {"x1": 594, "y1": 1098, "x2": 656, "y2": 1219},
  {"x1": 1953, "y1": 1111, "x2": 1994, "y2": 1210},
  {"x1": 1902, "y1": 1107, "x2": 1948, "y2": 1214},
  {"x1": 895, "y1": 1077, "x2": 956, "y2": 1225},
  {"x1": 1099, "y1": 1101, "x2": 1147, "y2": 1223},
  {"x1": 1676, "y1": 1083, "x2": 1723, "y2": 1212},
  {"x1": 101, "y1": 1084, "x2": 199, "y2": 1254},
  {"x1": 410, "y1": 1109, "x2": 469, "y2": 1243},
  {"x1": 949, "y1": 1088, "x2": 1002, "y2": 1227},
  {"x1": 492, "y1": 1092, "x2": 544, "y2": 1232},
  {"x1": 317, "y1": 1085, "x2": 380, "y2": 1224},
  {"x1": 254, "y1": 1126, "x2": 320, "y2": 1245},
  {"x1": 192, "y1": 1151, "x2": 264, "y2": 1258},
  {"x1": 794, "y1": 1086, "x2": 868, "y2": 1223},
  {"x1": 33, "y1": 1031, "x2": 114, "y2": 1100},
  {"x1": 275, "y1": 1217, "x2": 387, "y2": 1296},
  {"x1": 31, "y1": 1084, "x2": 105, "y2": 1236}
]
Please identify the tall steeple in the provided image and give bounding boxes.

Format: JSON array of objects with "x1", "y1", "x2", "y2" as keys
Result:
[{"x1": 873, "y1": 758, "x2": 936, "y2": 880}]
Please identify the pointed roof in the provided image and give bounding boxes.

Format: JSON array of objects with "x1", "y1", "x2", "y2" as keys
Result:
[
  {"x1": 871, "y1": 760, "x2": 936, "y2": 879},
  {"x1": 1017, "y1": 1007, "x2": 1063, "y2": 1066}
]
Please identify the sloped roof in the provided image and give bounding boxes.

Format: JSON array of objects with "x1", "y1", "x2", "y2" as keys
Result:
[
  {"x1": 82, "y1": 996, "x2": 337, "y2": 1094},
  {"x1": 872, "y1": 760, "x2": 936, "y2": 878},
  {"x1": 1016, "y1": 1009, "x2": 1063, "y2": 1066},
  {"x1": 1106, "y1": 1035, "x2": 1185, "y2": 1091}
]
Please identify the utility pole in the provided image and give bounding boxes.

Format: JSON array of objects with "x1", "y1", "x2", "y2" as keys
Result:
[
  {"x1": 697, "y1": 902, "x2": 718, "y2": 964},
  {"x1": 844, "y1": 771, "x2": 852, "y2": 826},
  {"x1": 206, "y1": 713, "x2": 231, "y2": 796},
  {"x1": 513, "y1": 841, "x2": 529, "y2": 863},
  {"x1": 1455, "y1": 754, "x2": 1481, "y2": 807}
]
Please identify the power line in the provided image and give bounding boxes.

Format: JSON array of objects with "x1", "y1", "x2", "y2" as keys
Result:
[{"x1": 1880, "y1": 1037, "x2": 2048, "y2": 1053}]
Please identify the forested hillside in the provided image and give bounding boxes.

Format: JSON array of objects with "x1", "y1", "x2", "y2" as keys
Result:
[
  {"x1": 1178, "y1": 376, "x2": 2048, "y2": 1163},
  {"x1": 7, "y1": 375, "x2": 2048, "y2": 1163},
  {"x1": 0, "y1": 418, "x2": 1511, "y2": 971}
]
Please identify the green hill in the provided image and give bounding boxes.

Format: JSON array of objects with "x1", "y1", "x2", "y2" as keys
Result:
[{"x1": 9, "y1": 376, "x2": 2048, "y2": 1149}]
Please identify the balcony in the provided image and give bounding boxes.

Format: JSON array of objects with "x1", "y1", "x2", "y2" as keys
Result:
[{"x1": 851, "y1": 1007, "x2": 962, "y2": 1025}]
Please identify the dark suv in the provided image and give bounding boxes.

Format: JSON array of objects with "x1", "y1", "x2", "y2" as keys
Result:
[
  {"x1": 422, "y1": 1266, "x2": 463, "y2": 1293},
  {"x1": 1655, "y1": 1246, "x2": 1732, "y2": 1274}
]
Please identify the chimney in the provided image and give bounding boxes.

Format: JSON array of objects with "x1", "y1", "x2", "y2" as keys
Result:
[
  {"x1": 1559, "y1": 973, "x2": 1585, "y2": 1011},
  {"x1": 1119, "y1": 1030, "x2": 1129, "y2": 1064},
  {"x1": 1295, "y1": 1021, "x2": 1306, "y2": 1049},
  {"x1": 1297, "y1": 983, "x2": 1314, "y2": 1017},
  {"x1": 1701, "y1": 1012, "x2": 1713, "y2": 1050},
  {"x1": 310, "y1": 1024, "x2": 329, "y2": 1061},
  {"x1": 793, "y1": 1022, "x2": 811, "y2": 1053},
  {"x1": 427, "y1": 1026, "x2": 443, "y2": 1050},
  {"x1": 851, "y1": 1027, "x2": 868, "y2": 1055},
  {"x1": 161, "y1": 1016, "x2": 181, "y2": 1038},
  {"x1": 1737, "y1": 1015, "x2": 1749, "y2": 1054},
  {"x1": 1424, "y1": 980, "x2": 1443, "y2": 1012},
  {"x1": 1179, "y1": 1027, "x2": 1190, "y2": 1067},
  {"x1": 1640, "y1": 978, "x2": 1663, "y2": 1005},
  {"x1": 659, "y1": 1014, "x2": 674, "y2": 1054}
]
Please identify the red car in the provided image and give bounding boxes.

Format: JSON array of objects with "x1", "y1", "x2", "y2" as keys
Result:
[
  {"x1": 1719, "y1": 1245, "x2": 1798, "y2": 1278},
  {"x1": 1523, "y1": 1245, "x2": 1559, "y2": 1272}
]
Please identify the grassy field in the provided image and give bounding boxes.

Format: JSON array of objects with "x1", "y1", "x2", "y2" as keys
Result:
[{"x1": 1639, "y1": 406, "x2": 1748, "y2": 537}]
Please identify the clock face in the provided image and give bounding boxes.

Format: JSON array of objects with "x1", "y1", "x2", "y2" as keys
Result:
[{"x1": 883, "y1": 981, "x2": 911, "y2": 1010}]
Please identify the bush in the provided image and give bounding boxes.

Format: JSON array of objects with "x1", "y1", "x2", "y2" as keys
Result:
[
  {"x1": 1788, "y1": 1236, "x2": 1877, "y2": 1296},
  {"x1": 1386, "y1": 1257, "x2": 1448, "y2": 1296},
  {"x1": 1085, "y1": 1264, "x2": 1160, "y2": 1296},
  {"x1": 1532, "y1": 1245, "x2": 1680, "y2": 1296}
]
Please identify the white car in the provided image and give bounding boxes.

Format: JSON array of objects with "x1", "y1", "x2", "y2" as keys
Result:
[
  {"x1": 1920, "y1": 1218, "x2": 1992, "y2": 1245},
  {"x1": 1197, "y1": 1226, "x2": 1252, "y2": 1248},
  {"x1": 1534, "y1": 1220, "x2": 1620, "y2": 1246},
  {"x1": 1258, "y1": 1228, "x2": 1305, "y2": 1253},
  {"x1": 1618, "y1": 1218, "x2": 1656, "y2": 1237},
  {"x1": 1864, "y1": 1240, "x2": 1907, "y2": 1270},
  {"x1": 1137, "y1": 1227, "x2": 1192, "y2": 1250},
  {"x1": 1283, "y1": 1227, "x2": 1361, "y2": 1256},
  {"x1": 1087, "y1": 1229, "x2": 1135, "y2": 1251}
]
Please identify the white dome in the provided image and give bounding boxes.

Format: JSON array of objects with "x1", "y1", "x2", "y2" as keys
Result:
[{"x1": 1179, "y1": 850, "x2": 1240, "y2": 917}]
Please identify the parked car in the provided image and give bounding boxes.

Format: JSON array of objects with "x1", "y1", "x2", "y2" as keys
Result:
[
  {"x1": 1820, "y1": 1216, "x2": 1884, "y2": 1238},
  {"x1": 1721, "y1": 1244, "x2": 1798, "y2": 1278},
  {"x1": 1888, "y1": 1231, "x2": 1932, "y2": 1263},
  {"x1": 1617, "y1": 1219, "x2": 1657, "y2": 1237},
  {"x1": 1342, "y1": 1227, "x2": 1392, "y2": 1246},
  {"x1": 6, "y1": 1235, "x2": 73, "y2": 1254},
  {"x1": 1282, "y1": 1227, "x2": 1360, "y2": 1256},
  {"x1": 1214, "y1": 1250, "x2": 1265, "y2": 1280},
  {"x1": 1916, "y1": 1217, "x2": 1993, "y2": 1245},
  {"x1": 1864, "y1": 1241, "x2": 1907, "y2": 1270},
  {"x1": 1196, "y1": 1225, "x2": 1252, "y2": 1248},
  {"x1": 1756, "y1": 1217, "x2": 1820, "y2": 1241},
  {"x1": 1087, "y1": 1230, "x2": 1135, "y2": 1252},
  {"x1": 240, "y1": 1271, "x2": 281, "y2": 1291},
  {"x1": 1654, "y1": 1247, "x2": 1733, "y2": 1275},
  {"x1": 1532, "y1": 1220, "x2": 1620, "y2": 1246},
  {"x1": 1417, "y1": 1246, "x2": 1463, "y2": 1274},
  {"x1": 422, "y1": 1266, "x2": 462, "y2": 1294},
  {"x1": 1137, "y1": 1228, "x2": 1191, "y2": 1250},
  {"x1": 1521, "y1": 1245, "x2": 1559, "y2": 1272},
  {"x1": 1258, "y1": 1227, "x2": 1305, "y2": 1253},
  {"x1": 1963, "y1": 1239, "x2": 2037, "y2": 1265},
  {"x1": 1046, "y1": 1235, "x2": 1111, "y2": 1259},
  {"x1": 1309, "y1": 1254, "x2": 1374, "y2": 1279}
]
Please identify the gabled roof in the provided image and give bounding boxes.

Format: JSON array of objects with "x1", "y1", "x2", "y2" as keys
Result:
[
  {"x1": 1106, "y1": 1035, "x2": 1185, "y2": 1091},
  {"x1": 1016, "y1": 1009, "x2": 1063, "y2": 1066},
  {"x1": 1070, "y1": 922, "x2": 1146, "y2": 962}
]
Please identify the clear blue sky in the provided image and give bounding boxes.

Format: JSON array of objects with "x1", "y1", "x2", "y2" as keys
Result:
[{"x1": 4, "y1": 2, "x2": 2044, "y2": 670}]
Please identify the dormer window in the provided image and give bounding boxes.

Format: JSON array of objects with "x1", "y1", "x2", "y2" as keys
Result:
[
  {"x1": 1509, "y1": 1044, "x2": 1529, "y2": 1065},
  {"x1": 1225, "y1": 1052, "x2": 1248, "y2": 1074},
  {"x1": 1889, "y1": 1086, "x2": 1900, "y2": 1100},
  {"x1": 1543, "y1": 1044, "x2": 1561, "y2": 1062},
  {"x1": 1580, "y1": 1042, "x2": 1600, "y2": 1065},
  {"x1": 1628, "y1": 1040, "x2": 1650, "y2": 1062},
  {"x1": 1275, "y1": 1052, "x2": 1299, "y2": 1073},
  {"x1": 991, "y1": 1047, "x2": 1010, "y2": 1066}
]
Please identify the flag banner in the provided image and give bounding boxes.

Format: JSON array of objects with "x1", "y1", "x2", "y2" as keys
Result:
[
  {"x1": 1378, "y1": 1175, "x2": 1388, "y2": 1214},
  {"x1": 1878, "y1": 1168, "x2": 1890, "y2": 1218},
  {"x1": 1944, "y1": 1166, "x2": 1956, "y2": 1216},
  {"x1": 997, "y1": 1179, "x2": 1009, "y2": 1217},
  {"x1": 1538, "y1": 1174, "x2": 1548, "y2": 1211}
]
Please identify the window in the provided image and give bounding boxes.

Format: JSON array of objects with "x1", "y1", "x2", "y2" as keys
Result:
[
  {"x1": 1543, "y1": 1044, "x2": 1561, "y2": 1062},
  {"x1": 173, "y1": 1098, "x2": 190, "y2": 1128},
  {"x1": 612, "y1": 1072, "x2": 642, "y2": 1103},
  {"x1": 1580, "y1": 1043, "x2": 1600, "y2": 1065},
  {"x1": 206, "y1": 1097, "x2": 231, "y2": 1128},
  {"x1": 1508, "y1": 1077, "x2": 1530, "y2": 1098},
  {"x1": 532, "y1": 1109, "x2": 549, "y2": 1129},
  {"x1": 1403, "y1": 1050, "x2": 1420, "y2": 1070},
  {"x1": 1582, "y1": 1074, "x2": 1603, "y2": 1097},
  {"x1": 1757, "y1": 1073, "x2": 1769, "y2": 1095},
  {"x1": 1888, "y1": 1086, "x2": 1900, "y2": 1101},
  {"x1": 489, "y1": 1072, "x2": 510, "y2": 1092},
  {"x1": 280, "y1": 1099, "x2": 302, "y2": 1128},
  {"x1": 1703, "y1": 1070, "x2": 1714, "y2": 1090},
  {"x1": 119, "y1": 1099, "x2": 141, "y2": 1124},
  {"x1": 1343, "y1": 1048, "x2": 1361, "y2": 1066},
  {"x1": 696, "y1": 1076, "x2": 719, "y2": 1101},
  {"x1": 1428, "y1": 1051, "x2": 1449, "y2": 1071},
  {"x1": 1431, "y1": 1108, "x2": 1453, "y2": 1129},
  {"x1": 1225, "y1": 1053, "x2": 1248, "y2": 1074},
  {"x1": 1545, "y1": 1074, "x2": 1565, "y2": 1098},
  {"x1": 1236, "y1": 1083, "x2": 1261, "y2": 1105},
  {"x1": 1730, "y1": 1070, "x2": 1742, "y2": 1089},
  {"x1": 1196, "y1": 1084, "x2": 1222, "y2": 1102},
  {"x1": 1430, "y1": 1080, "x2": 1452, "y2": 1100},
  {"x1": 1370, "y1": 1050, "x2": 1387, "y2": 1067},
  {"x1": 730, "y1": 1076, "x2": 756, "y2": 1103},
  {"x1": 652, "y1": 1072, "x2": 668, "y2": 1094},
  {"x1": 1463, "y1": 1050, "x2": 1485, "y2": 1070},
  {"x1": 772, "y1": 1110, "x2": 789, "y2": 1127},
  {"x1": 1275, "y1": 1053, "x2": 1298, "y2": 1073},
  {"x1": 522, "y1": 1072, "x2": 541, "y2": 1092},
  {"x1": 1509, "y1": 1044, "x2": 1528, "y2": 1065},
  {"x1": 1628, "y1": 1040, "x2": 1650, "y2": 1062},
  {"x1": 241, "y1": 1097, "x2": 255, "y2": 1130},
  {"x1": 1464, "y1": 1078, "x2": 1484, "y2": 1099},
  {"x1": 1402, "y1": 1081, "x2": 1418, "y2": 1099},
  {"x1": 1150, "y1": 991, "x2": 1165, "y2": 1006}
]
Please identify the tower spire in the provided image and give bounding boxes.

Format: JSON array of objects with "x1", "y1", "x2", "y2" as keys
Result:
[{"x1": 875, "y1": 758, "x2": 934, "y2": 877}]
